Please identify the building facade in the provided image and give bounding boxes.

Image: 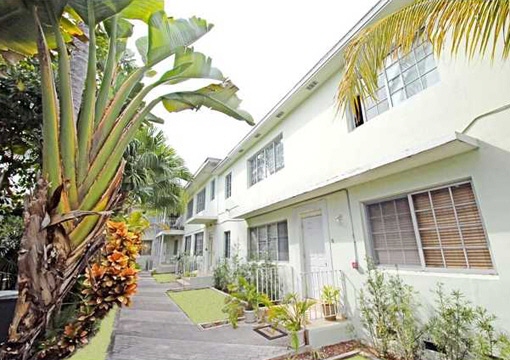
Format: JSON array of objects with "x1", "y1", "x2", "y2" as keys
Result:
[{"x1": 182, "y1": 0, "x2": 510, "y2": 332}]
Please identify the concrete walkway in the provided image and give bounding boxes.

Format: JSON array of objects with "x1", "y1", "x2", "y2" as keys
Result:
[{"x1": 108, "y1": 272, "x2": 289, "y2": 360}]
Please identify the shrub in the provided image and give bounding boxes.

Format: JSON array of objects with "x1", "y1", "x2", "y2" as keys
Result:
[
  {"x1": 359, "y1": 263, "x2": 422, "y2": 359},
  {"x1": 36, "y1": 213, "x2": 147, "y2": 359},
  {"x1": 427, "y1": 284, "x2": 510, "y2": 360}
]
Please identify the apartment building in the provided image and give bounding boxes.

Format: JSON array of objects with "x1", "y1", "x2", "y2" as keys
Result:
[{"x1": 181, "y1": 0, "x2": 510, "y2": 333}]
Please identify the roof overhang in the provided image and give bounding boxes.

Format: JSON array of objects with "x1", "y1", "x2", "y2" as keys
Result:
[
  {"x1": 237, "y1": 132, "x2": 479, "y2": 219},
  {"x1": 186, "y1": 215, "x2": 218, "y2": 225},
  {"x1": 155, "y1": 229, "x2": 184, "y2": 237}
]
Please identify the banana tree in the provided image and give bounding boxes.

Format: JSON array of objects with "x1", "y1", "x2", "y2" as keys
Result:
[
  {"x1": 0, "y1": 1, "x2": 253, "y2": 359},
  {"x1": 336, "y1": 0, "x2": 510, "y2": 112}
]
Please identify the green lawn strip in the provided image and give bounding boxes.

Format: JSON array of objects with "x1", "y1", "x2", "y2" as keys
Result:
[
  {"x1": 152, "y1": 272, "x2": 178, "y2": 283},
  {"x1": 346, "y1": 356, "x2": 370, "y2": 360},
  {"x1": 70, "y1": 308, "x2": 117, "y2": 360},
  {"x1": 167, "y1": 288, "x2": 228, "y2": 324}
]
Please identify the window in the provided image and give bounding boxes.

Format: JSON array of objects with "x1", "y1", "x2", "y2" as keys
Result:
[
  {"x1": 186, "y1": 200, "x2": 194, "y2": 219},
  {"x1": 224, "y1": 231, "x2": 231, "y2": 258},
  {"x1": 196, "y1": 188, "x2": 206, "y2": 213},
  {"x1": 249, "y1": 221, "x2": 289, "y2": 261},
  {"x1": 225, "y1": 172, "x2": 232, "y2": 199},
  {"x1": 367, "y1": 182, "x2": 493, "y2": 271},
  {"x1": 194, "y1": 232, "x2": 204, "y2": 256},
  {"x1": 248, "y1": 134, "x2": 284, "y2": 186},
  {"x1": 141, "y1": 240, "x2": 152, "y2": 256},
  {"x1": 173, "y1": 240, "x2": 179, "y2": 255},
  {"x1": 210, "y1": 179, "x2": 215, "y2": 200},
  {"x1": 353, "y1": 40, "x2": 440, "y2": 128},
  {"x1": 184, "y1": 235, "x2": 191, "y2": 254}
]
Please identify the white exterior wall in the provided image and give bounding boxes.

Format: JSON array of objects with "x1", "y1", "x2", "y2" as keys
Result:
[{"x1": 182, "y1": 16, "x2": 510, "y2": 333}]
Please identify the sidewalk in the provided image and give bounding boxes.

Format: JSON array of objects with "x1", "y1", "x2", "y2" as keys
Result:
[{"x1": 108, "y1": 272, "x2": 289, "y2": 360}]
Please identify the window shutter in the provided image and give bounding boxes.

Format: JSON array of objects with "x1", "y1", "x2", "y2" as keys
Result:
[
  {"x1": 368, "y1": 198, "x2": 420, "y2": 266},
  {"x1": 412, "y1": 183, "x2": 492, "y2": 269}
]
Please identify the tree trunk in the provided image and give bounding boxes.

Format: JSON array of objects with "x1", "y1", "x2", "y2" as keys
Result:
[{"x1": 0, "y1": 175, "x2": 122, "y2": 360}]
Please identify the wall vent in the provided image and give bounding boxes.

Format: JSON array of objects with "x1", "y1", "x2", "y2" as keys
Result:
[
  {"x1": 306, "y1": 80, "x2": 319, "y2": 91},
  {"x1": 254, "y1": 133, "x2": 261, "y2": 138},
  {"x1": 276, "y1": 111, "x2": 285, "y2": 118}
]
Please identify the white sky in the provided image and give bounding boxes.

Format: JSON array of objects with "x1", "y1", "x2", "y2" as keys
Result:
[{"x1": 138, "y1": 1, "x2": 378, "y2": 173}]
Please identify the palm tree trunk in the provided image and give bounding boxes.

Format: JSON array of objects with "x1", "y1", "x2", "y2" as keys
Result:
[{"x1": 0, "y1": 174, "x2": 123, "y2": 360}]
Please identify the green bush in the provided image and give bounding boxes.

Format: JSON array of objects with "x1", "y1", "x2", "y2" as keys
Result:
[
  {"x1": 359, "y1": 263, "x2": 422, "y2": 360},
  {"x1": 427, "y1": 284, "x2": 510, "y2": 360}
]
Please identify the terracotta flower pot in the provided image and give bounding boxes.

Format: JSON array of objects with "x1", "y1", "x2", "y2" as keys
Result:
[{"x1": 322, "y1": 303, "x2": 337, "y2": 321}]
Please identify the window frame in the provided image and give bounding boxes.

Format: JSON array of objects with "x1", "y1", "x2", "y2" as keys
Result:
[
  {"x1": 196, "y1": 188, "x2": 206, "y2": 213},
  {"x1": 352, "y1": 40, "x2": 440, "y2": 129},
  {"x1": 210, "y1": 179, "x2": 215, "y2": 200},
  {"x1": 186, "y1": 199, "x2": 194, "y2": 220},
  {"x1": 364, "y1": 180, "x2": 496, "y2": 275},
  {"x1": 225, "y1": 172, "x2": 232, "y2": 199},
  {"x1": 224, "y1": 231, "x2": 231, "y2": 258},
  {"x1": 248, "y1": 134, "x2": 284, "y2": 187},
  {"x1": 194, "y1": 232, "x2": 204, "y2": 256},
  {"x1": 248, "y1": 220, "x2": 289, "y2": 262},
  {"x1": 184, "y1": 235, "x2": 192, "y2": 254}
]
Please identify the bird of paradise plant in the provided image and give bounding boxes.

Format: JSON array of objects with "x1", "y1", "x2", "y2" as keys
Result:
[{"x1": 0, "y1": 1, "x2": 253, "y2": 359}]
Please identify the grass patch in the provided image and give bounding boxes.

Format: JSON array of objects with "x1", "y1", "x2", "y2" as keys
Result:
[
  {"x1": 167, "y1": 288, "x2": 228, "y2": 324},
  {"x1": 69, "y1": 308, "x2": 117, "y2": 360},
  {"x1": 347, "y1": 356, "x2": 370, "y2": 360},
  {"x1": 152, "y1": 272, "x2": 178, "y2": 283}
]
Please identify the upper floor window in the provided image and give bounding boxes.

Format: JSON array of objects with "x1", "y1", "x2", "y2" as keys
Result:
[
  {"x1": 186, "y1": 200, "x2": 193, "y2": 219},
  {"x1": 225, "y1": 172, "x2": 232, "y2": 199},
  {"x1": 353, "y1": 40, "x2": 439, "y2": 128},
  {"x1": 196, "y1": 188, "x2": 206, "y2": 213},
  {"x1": 367, "y1": 182, "x2": 493, "y2": 272},
  {"x1": 249, "y1": 221, "x2": 289, "y2": 261},
  {"x1": 210, "y1": 179, "x2": 215, "y2": 200},
  {"x1": 248, "y1": 134, "x2": 284, "y2": 186}
]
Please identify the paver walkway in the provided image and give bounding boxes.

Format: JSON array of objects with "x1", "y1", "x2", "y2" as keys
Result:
[{"x1": 108, "y1": 272, "x2": 289, "y2": 360}]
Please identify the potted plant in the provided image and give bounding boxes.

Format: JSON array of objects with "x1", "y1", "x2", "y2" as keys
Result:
[
  {"x1": 268, "y1": 293, "x2": 316, "y2": 350},
  {"x1": 321, "y1": 285, "x2": 340, "y2": 321},
  {"x1": 227, "y1": 276, "x2": 270, "y2": 324}
]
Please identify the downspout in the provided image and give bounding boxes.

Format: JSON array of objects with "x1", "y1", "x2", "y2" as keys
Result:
[
  {"x1": 461, "y1": 103, "x2": 510, "y2": 134},
  {"x1": 340, "y1": 188, "x2": 359, "y2": 268}
]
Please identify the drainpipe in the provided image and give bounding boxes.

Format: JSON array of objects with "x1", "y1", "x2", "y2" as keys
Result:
[{"x1": 340, "y1": 189, "x2": 359, "y2": 268}]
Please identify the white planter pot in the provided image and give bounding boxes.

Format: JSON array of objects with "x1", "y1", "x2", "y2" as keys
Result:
[
  {"x1": 288, "y1": 329, "x2": 306, "y2": 349},
  {"x1": 244, "y1": 309, "x2": 257, "y2": 323}
]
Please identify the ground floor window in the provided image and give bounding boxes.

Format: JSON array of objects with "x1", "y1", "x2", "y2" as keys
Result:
[
  {"x1": 249, "y1": 221, "x2": 289, "y2": 261},
  {"x1": 367, "y1": 181, "x2": 493, "y2": 271},
  {"x1": 141, "y1": 240, "x2": 152, "y2": 256},
  {"x1": 224, "y1": 231, "x2": 231, "y2": 258},
  {"x1": 184, "y1": 235, "x2": 191, "y2": 254},
  {"x1": 194, "y1": 232, "x2": 204, "y2": 256},
  {"x1": 173, "y1": 240, "x2": 179, "y2": 255}
]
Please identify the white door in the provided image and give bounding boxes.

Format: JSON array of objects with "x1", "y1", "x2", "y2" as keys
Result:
[{"x1": 301, "y1": 213, "x2": 330, "y2": 298}]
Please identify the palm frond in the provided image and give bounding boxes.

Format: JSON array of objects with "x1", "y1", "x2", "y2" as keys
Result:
[{"x1": 337, "y1": 0, "x2": 510, "y2": 112}]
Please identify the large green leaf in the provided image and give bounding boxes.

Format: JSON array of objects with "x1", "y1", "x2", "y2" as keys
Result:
[
  {"x1": 160, "y1": 47, "x2": 224, "y2": 84},
  {"x1": 0, "y1": 0, "x2": 69, "y2": 55},
  {"x1": 120, "y1": 0, "x2": 164, "y2": 22},
  {"x1": 161, "y1": 81, "x2": 254, "y2": 125},
  {"x1": 139, "y1": 11, "x2": 214, "y2": 66},
  {"x1": 68, "y1": 0, "x2": 132, "y2": 25}
]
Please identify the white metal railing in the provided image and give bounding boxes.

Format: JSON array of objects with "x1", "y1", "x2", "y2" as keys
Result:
[
  {"x1": 255, "y1": 264, "x2": 295, "y2": 302},
  {"x1": 178, "y1": 255, "x2": 205, "y2": 277},
  {"x1": 298, "y1": 269, "x2": 345, "y2": 321}
]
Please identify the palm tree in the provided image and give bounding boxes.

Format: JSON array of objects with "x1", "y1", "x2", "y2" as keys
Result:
[
  {"x1": 337, "y1": 0, "x2": 510, "y2": 112},
  {"x1": 0, "y1": 1, "x2": 253, "y2": 359},
  {"x1": 122, "y1": 124, "x2": 192, "y2": 213}
]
